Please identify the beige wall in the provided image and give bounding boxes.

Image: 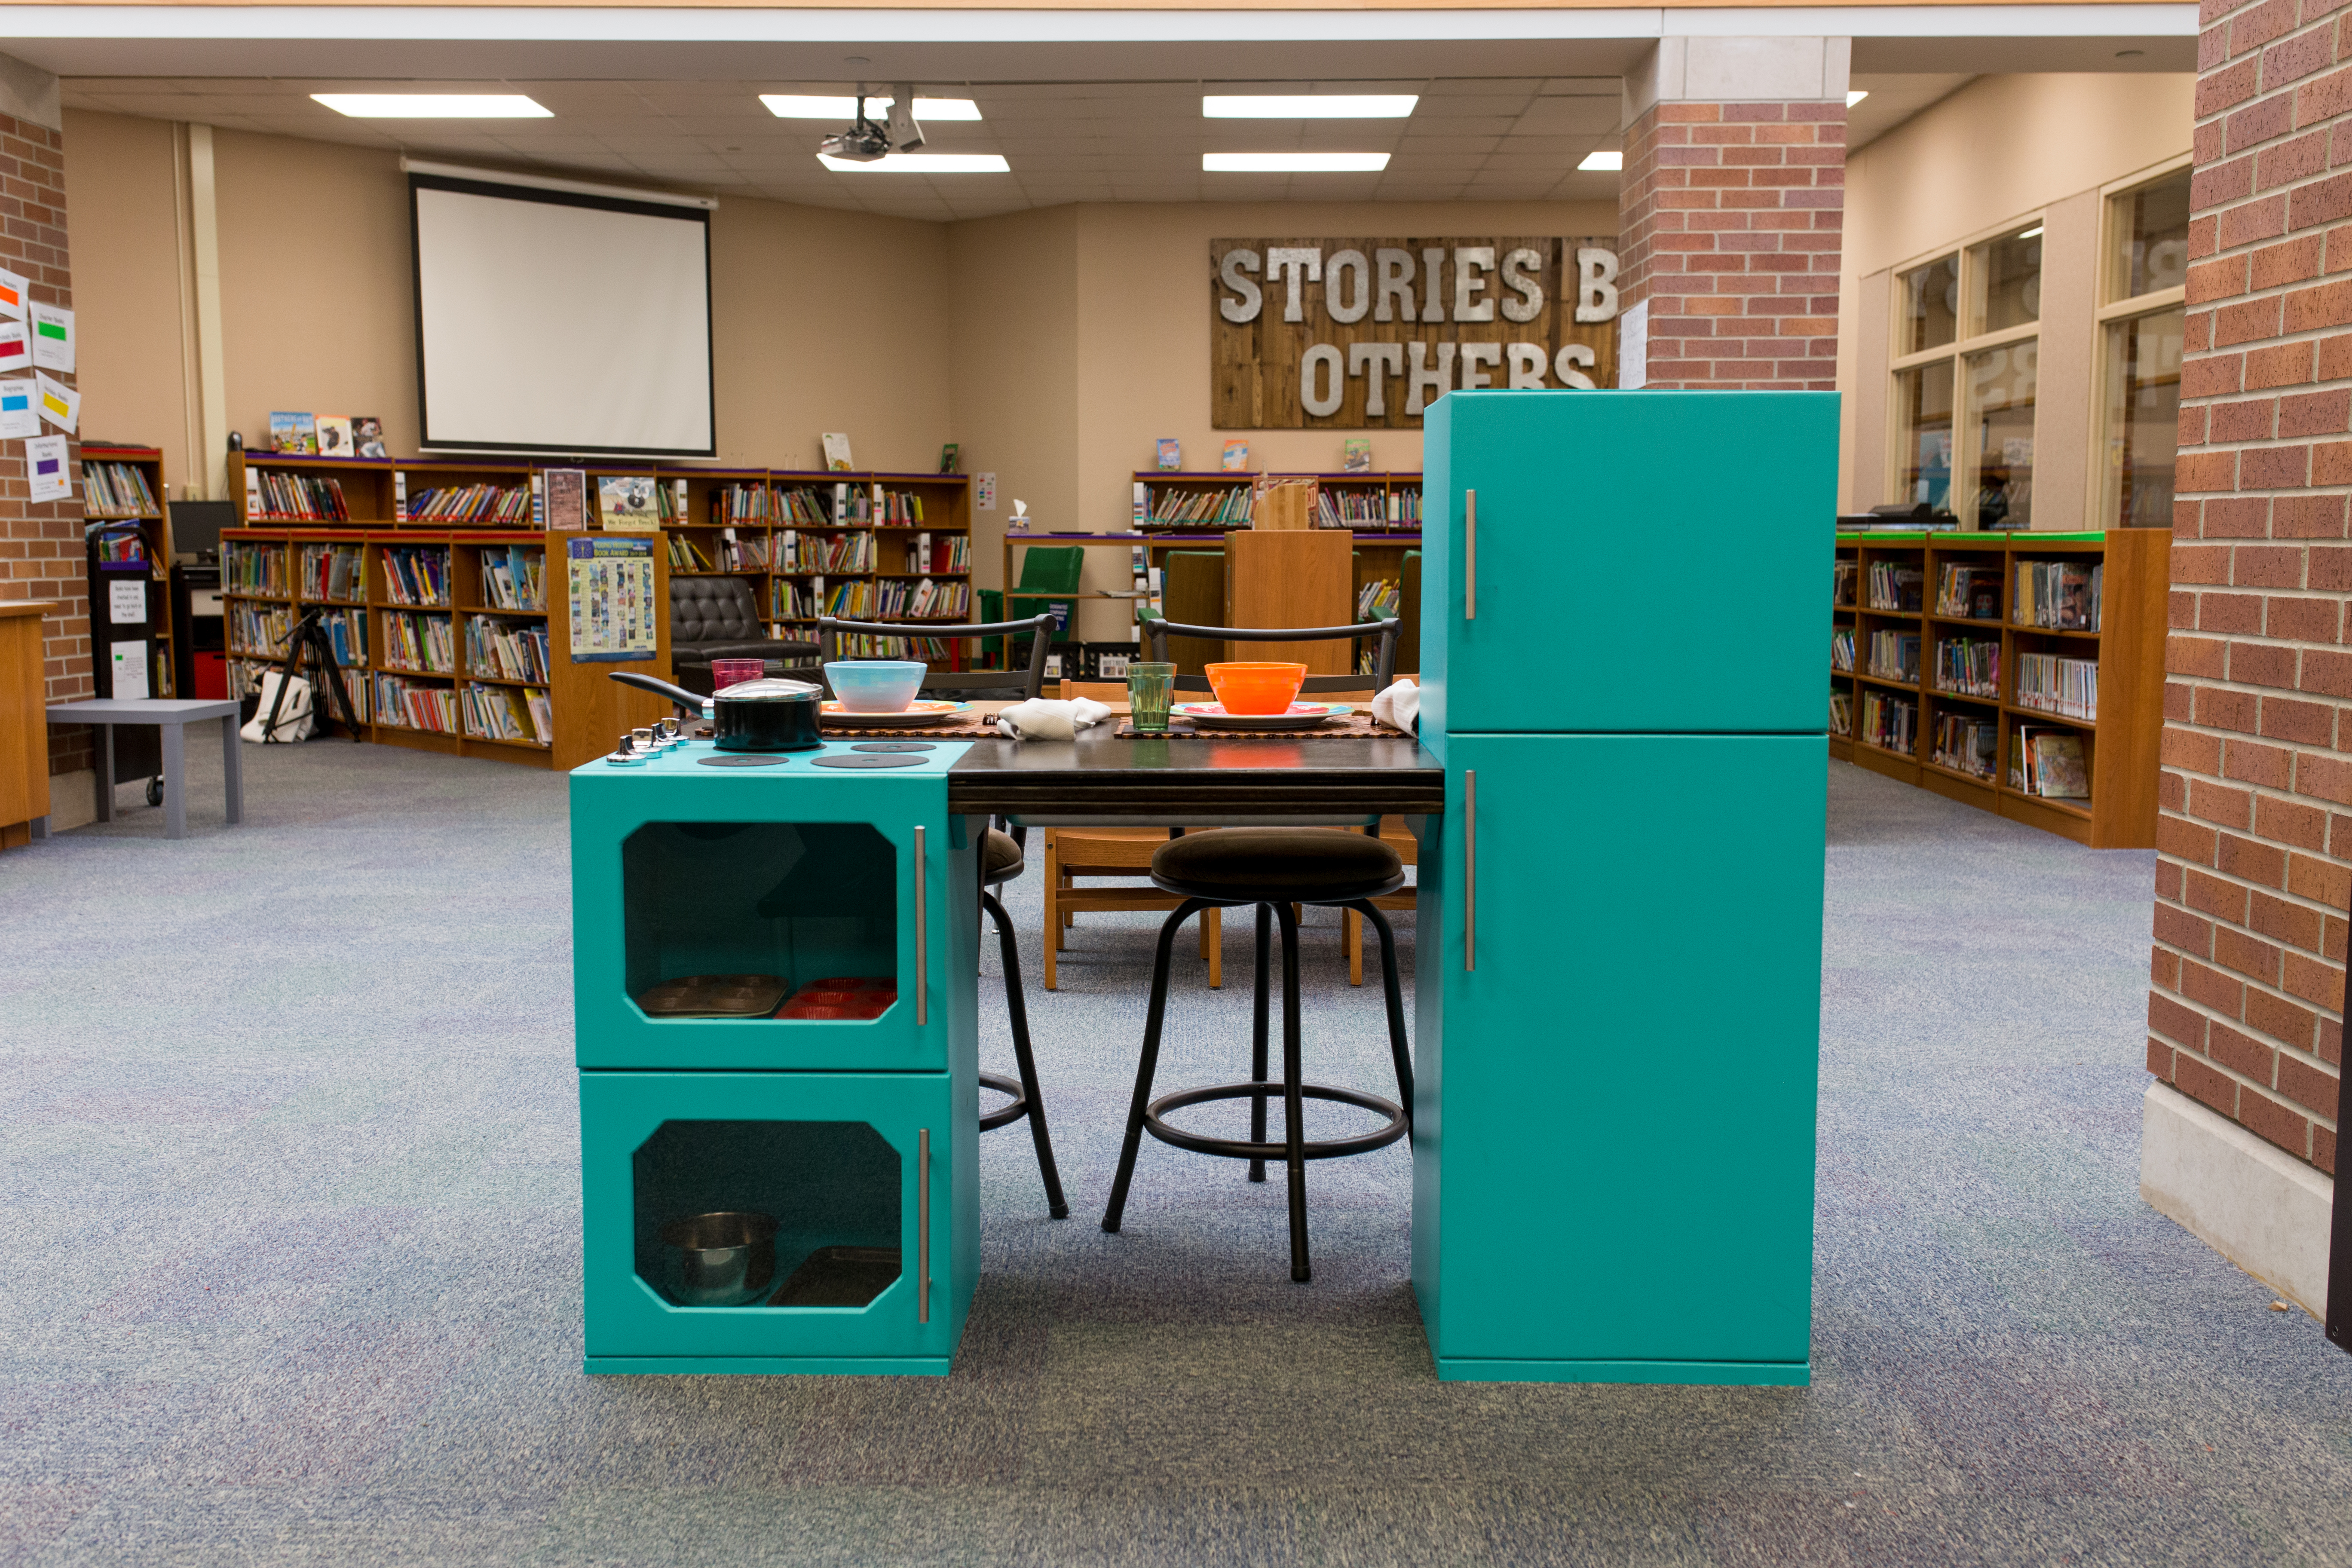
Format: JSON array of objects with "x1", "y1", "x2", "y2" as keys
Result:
[
  {"x1": 1836, "y1": 73, "x2": 2193, "y2": 518},
  {"x1": 61, "y1": 109, "x2": 195, "y2": 489}
]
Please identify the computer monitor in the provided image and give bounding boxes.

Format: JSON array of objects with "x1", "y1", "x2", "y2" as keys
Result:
[{"x1": 168, "y1": 499, "x2": 236, "y2": 563}]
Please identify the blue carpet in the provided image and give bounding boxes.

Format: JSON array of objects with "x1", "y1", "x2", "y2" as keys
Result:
[{"x1": 3, "y1": 743, "x2": 2349, "y2": 1565}]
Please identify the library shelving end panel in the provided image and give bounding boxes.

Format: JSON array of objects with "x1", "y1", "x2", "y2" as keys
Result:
[
  {"x1": 546, "y1": 529, "x2": 676, "y2": 771},
  {"x1": 569, "y1": 744, "x2": 981, "y2": 1374}
]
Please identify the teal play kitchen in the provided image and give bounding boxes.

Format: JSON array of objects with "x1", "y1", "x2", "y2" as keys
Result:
[{"x1": 570, "y1": 389, "x2": 1830, "y2": 1382}]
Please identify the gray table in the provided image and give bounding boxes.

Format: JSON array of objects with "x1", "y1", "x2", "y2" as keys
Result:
[{"x1": 45, "y1": 698, "x2": 243, "y2": 840}]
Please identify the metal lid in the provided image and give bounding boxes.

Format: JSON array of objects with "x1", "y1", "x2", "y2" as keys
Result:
[{"x1": 714, "y1": 677, "x2": 822, "y2": 702}]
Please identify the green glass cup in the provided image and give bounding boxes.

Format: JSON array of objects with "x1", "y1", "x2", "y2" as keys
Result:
[{"x1": 1127, "y1": 662, "x2": 1176, "y2": 735}]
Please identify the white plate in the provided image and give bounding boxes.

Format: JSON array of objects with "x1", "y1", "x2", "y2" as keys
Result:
[
  {"x1": 1173, "y1": 702, "x2": 1353, "y2": 732},
  {"x1": 820, "y1": 701, "x2": 973, "y2": 729}
]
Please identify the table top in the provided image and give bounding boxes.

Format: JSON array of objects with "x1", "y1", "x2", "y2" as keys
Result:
[
  {"x1": 946, "y1": 728, "x2": 1442, "y2": 824},
  {"x1": 47, "y1": 698, "x2": 241, "y2": 722},
  {"x1": 0, "y1": 600, "x2": 59, "y2": 619}
]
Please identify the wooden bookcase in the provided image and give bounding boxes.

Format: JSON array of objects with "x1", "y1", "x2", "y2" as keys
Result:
[
  {"x1": 1828, "y1": 528, "x2": 2168, "y2": 848},
  {"x1": 81, "y1": 443, "x2": 175, "y2": 699},
  {"x1": 1134, "y1": 470, "x2": 1258, "y2": 531}
]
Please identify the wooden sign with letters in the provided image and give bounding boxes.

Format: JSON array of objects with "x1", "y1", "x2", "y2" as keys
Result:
[{"x1": 1211, "y1": 237, "x2": 1621, "y2": 429}]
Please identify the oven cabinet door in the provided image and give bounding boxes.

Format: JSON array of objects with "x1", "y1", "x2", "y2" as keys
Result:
[
  {"x1": 579, "y1": 1069, "x2": 975, "y2": 1374},
  {"x1": 570, "y1": 765, "x2": 978, "y2": 1073}
]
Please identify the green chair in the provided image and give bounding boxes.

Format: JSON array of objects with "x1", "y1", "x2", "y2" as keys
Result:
[{"x1": 1004, "y1": 546, "x2": 1084, "y2": 671}]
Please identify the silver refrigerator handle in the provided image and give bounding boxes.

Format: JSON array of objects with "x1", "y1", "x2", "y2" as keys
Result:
[
  {"x1": 1464, "y1": 769, "x2": 1476, "y2": 972},
  {"x1": 913, "y1": 825, "x2": 927, "y2": 1026},
  {"x1": 916, "y1": 1127, "x2": 931, "y2": 1323},
  {"x1": 1464, "y1": 490, "x2": 1477, "y2": 621}
]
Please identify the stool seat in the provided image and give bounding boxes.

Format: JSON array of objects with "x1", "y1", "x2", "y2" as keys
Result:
[
  {"x1": 1152, "y1": 828, "x2": 1403, "y2": 902},
  {"x1": 983, "y1": 827, "x2": 1024, "y2": 883}
]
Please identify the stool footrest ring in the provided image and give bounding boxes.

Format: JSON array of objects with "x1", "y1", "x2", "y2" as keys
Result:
[
  {"x1": 1143, "y1": 1081, "x2": 1406, "y2": 1162},
  {"x1": 978, "y1": 1071, "x2": 1031, "y2": 1132}
]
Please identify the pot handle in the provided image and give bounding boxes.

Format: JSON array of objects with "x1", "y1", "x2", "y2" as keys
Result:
[{"x1": 608, "y1": 671, "x2": 705, "y2": 718}]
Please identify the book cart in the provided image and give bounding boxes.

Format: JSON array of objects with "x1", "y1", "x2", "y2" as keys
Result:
[
  {"x1": 1828, "y1": 527, "x2": 2168, "y2": 848},
  {"x1": 82, "y1": 444, "x2": 176, "y2": 701},
  {"x1": 223, "y1": 451, "x2": 973, "y2": 767}
]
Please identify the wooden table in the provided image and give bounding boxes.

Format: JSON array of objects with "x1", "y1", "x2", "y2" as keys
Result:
[{"x1": 945, "y1": 728, "x2": 1442, "y2": 825}]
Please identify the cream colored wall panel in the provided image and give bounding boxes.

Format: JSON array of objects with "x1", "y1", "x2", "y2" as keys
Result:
[
  {"x1": 61, "y1": 109, "x2": 193, "y2": 485},
  {"x1": 2031, "y1": 188, "x2": 2101, "y2": 532}
]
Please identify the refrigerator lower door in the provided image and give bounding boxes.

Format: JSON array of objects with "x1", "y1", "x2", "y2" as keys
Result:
[{"x1": 1414, "y1": 733, "x2": 1826, "y2": 1383}]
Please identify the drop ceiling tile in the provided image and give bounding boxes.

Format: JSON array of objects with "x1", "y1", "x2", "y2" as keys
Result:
[
  {"x1": 1510, "y1": 98, "x2": 1622, "y2": 136},
  {"x1": 1390, "y1": 135, "x2": 1504, "y2": 156},
  {"x1": 1479, "y1": 153, "x2": 1580, "y2": 173}
]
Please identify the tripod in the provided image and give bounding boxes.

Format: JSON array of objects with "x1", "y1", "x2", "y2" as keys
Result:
[{"x1": 258, "y1": 605, "x2": 364, "y2": 744}]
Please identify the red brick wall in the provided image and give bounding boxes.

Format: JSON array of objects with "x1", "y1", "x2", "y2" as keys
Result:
[
  {"x1": 0, "y1": 109, "x2": 86, "y2": 777},
  {"x1": 2148, "y1": 0, "x2": 2352, "y2": 1173},
  {"x1": 1617, "y1": 99, "x2": 1845, "y2": 390}
]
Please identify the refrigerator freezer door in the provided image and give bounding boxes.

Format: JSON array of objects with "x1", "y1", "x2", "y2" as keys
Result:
[
  {"x1": 1419, "y1": 389, "x2": 1837, "y2": 739},
  {"x1": 1413, "y1": 733, "x2": 1825, "y2": 1382}
]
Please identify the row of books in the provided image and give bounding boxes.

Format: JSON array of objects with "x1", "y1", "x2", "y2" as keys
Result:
[
  {"x1": 382, "y1": 546, "x2": 451, "y2": 607},
  {"x1": 1830, "y1": 627, "x2": 1855, "y2": 673},
  {"x1": 382, "y1": 610, "x2": 457, "y2": 674},
  {"x1": 1136, "y1": 485, "x2": 1254, "y2": 529},
  {"x1": 318, "y1": 608, "x2": 367, "y2": 667},
  {"x1": 1865, "y1": 562, "x2": 1924, "y2": 612},
  {"x1": 83, "y1": 461, "x2": 159, "y2": 516},
  {"x1": 224, "y1": 542, "x2": 287, "y2": 595},
  {"x1": 466, "y1": 615, "x2": 551, "y2": 683},
  {"x1": 1936, "y1": 564, "x2": 2002, "y2": 620},
  {"x1": 1936, "y1": 637, "x2": 2000, "y2": 698},
  {"x1": 1832, "y1": 560, "x2": 1857, "y2": 608},
  {"x1": 249, "y1": 470, "x2": 353, "y2": 522},
  {"x1": 910, "y1": 534, "x2": 971, "y2": 573},
  {"x1": 374, "y1": 674, "x2": 460, "y2": 735},
  {"x1": 1830, "y1": 688, "x2": 1854, "y2": 737},
  {"x1": 2015, "y1": 560, "x2": 2102, "y2": 631},
  {"x1": 667, "y1": 532, "x2": 773, "y2": 573},
  {"x1": 777, "y1": 531, "x2": 876, "y2": 574},
  {"x1": 1316, "y1": 490, "x2": 1422, "y2": 529},
  {"x1": 90, "y1": 525, "x2": 149, "y2": 567},
  {"x1": 227, "y1": 601, "x2": 292, "y2": 656},
  {"x1": 1933, "y1": 714, "x2": 1999, "y2": 779},
  {"x1": 1357, "y1": 578, "x2": 1402, "y2": 621},
  {"x1": 463, "y1": 683, "x2": 553, "y2": 745},
  {"x1": 2013, "y1": 726, "x2": 2089, "y2": 798},
  {"x1": 300, "y1": 543, "x2": 365, "y2": 602},
  {"x1": 478, "y1": 546, "x2": 545, "y2": 612},
  {"x1": 1861, "y1": 690, "x2": 1917, "y2": 753},
  {"x1": 404, "y1": 483, "x2": 531, "y2": 525},
  {"x1": 1867, "y1": 630, "x2": 1920, "y2": 683},
  {"x1": 2014, "y1": 652, "x2": 2098, "y2": 720},
  {"x1": 873, "y1": 579, "x2": 972, "y2": 620},
  {"x1": 819, "y1": 631, "x2": 956, "y2": 659}
]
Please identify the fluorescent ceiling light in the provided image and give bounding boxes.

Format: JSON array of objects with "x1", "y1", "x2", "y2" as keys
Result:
[
  {"x1": 1578, "y1": 150, "x2": 1623, "y2": 172},
  {"x1": 1203, "y1": 152, "x2": 1390, "y2": 172},
  {"x1": 817, "y1": 152, "x2": 1011, "y2": 173},
  {"x1": 313, "y1": 93, "x2": 551, "y2": 118},
  {"x1": 1203, "y1": 94, "x2": 1418, "y2": 119},
  {"x1": 2017, "y1": 225, "x2": 2045, "y2": 238},
  {"x1": 763, "y1": 94, "x2": 982, "y2": 120},
  {"x1": 1847, "y1": 89, "x2": 1870, "y2": 107}
]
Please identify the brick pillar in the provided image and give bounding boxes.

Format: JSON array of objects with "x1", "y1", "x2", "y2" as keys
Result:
[
  {"x1": 0, "y1": 62, "x2": 86, "y2": 779},
  {"x1": 2149, "y1": 0, "x2": 2352, "y2": 1174},
  {"x1": 1617, "y1": 40, "x2": 1847, "y2": 390}
]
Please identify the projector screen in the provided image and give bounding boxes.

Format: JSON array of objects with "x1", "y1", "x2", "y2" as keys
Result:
[{"x1": 411, "y1": 174, "x2": 714, "y2": 457}]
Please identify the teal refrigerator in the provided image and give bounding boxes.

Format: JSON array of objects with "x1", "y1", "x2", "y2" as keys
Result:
[{"x1": 1412, "y1": 390, "x2": 1833, "y2": 1384}]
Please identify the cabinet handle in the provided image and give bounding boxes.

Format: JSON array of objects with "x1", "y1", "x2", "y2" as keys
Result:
[
  {"x1": 916, "y1": 1127, "x2": 932, "y2": 1324},
  {"x1": 1464, "y1": 769, "x2": 1477, "y2": 972},
  {"x1": 1464, "y1": 490, "x2": 1478, "y2": 621},
  {"x1": 913, "y1": 824, "x2": 928, "y2": 1026}
]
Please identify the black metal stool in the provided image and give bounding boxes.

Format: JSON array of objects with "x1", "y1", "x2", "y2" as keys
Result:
[
  {"x1": 1100, "y1": 828, "x2": 1413, "y2": 1281},
  {"x1": 980, "y1": 825, "x2": 1069, "y2": 1218}
]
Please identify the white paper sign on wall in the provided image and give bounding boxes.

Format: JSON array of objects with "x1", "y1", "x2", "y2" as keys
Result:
[
  {"x1": 0, "y1": 379, "x2": 34, "y2": 439},
  {"x1": 975, "y1": 472, "x2": 997, "y2": 511},
  {"x1": 110, "y1": 579, "x2": 147, "y2": 625},
  {"x1": 110, "y1": 639, "x2": 149, "y2": 701},
  {"x1": 0, "y1": 320, "x2": 28, "y2": 374},
  {"x1": 34, "y1": 371, "x2": 77, "y2": 433},
  {"x1": 24, "y1": 433, "x2": 67, "y2": 502},
  {"x1": 0, "y1": 266, "x2": 27, "y2": 322},
  {"x1": 29, "y1": 303, "x2": 72, "y2": 373}
]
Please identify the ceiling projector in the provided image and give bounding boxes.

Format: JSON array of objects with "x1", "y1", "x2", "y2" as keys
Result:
[{"x1": 821, "y1": 85, "x2": 925, "y2": 162}]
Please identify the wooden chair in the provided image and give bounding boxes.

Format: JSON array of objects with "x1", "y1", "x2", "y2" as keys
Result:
[
  {"x1": 1041, "y1": 680, "x2": 1220, "y2": 990},
  {"x1": 1343, "y1": 816, "x2": 1418, "y2": 986}
]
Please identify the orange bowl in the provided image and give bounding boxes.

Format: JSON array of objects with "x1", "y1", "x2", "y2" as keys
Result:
[{"x1": 1205, "y1": 661, "x2": 1309, "y2": 716}]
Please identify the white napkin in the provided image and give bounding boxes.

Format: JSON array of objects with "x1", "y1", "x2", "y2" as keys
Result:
[
  {"x1": 1371, "y1": 678, "x2": 1420, "y2": 734},
  {"x1": 995, "y1": 697, "x2": 1111, "y2": 741}
]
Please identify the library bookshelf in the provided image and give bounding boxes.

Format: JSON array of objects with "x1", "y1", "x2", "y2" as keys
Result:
[
  {"x1": 1829, "y1": 527, "x2": 2168, "y2": 848},
  {"x1": 228, "y1": 452, "x2": 975, "y2": 664},
  {"x1": 82, "y1": 444, "x2": 175, "y2": 700}
]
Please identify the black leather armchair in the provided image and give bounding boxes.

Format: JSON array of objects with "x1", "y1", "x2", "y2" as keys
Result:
[{"x1": 670, "y1": 575, "x2": 818, "y2": 695}]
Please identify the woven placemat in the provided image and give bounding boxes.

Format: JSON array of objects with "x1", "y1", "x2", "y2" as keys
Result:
[{"x1": 1115, "y1": 713, "x2": 1410, "y2": 741}]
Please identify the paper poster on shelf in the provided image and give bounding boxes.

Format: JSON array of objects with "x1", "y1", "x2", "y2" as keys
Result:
[
  {"x1": 0, "y1": 320, "x2": 28, "y2": 373},
  {"x1": 596, "y1": 474, "x2": 659, "y2": 532},
  {"x1": 34, "y1": 371, "x2": 77, "y2": 433},
  {"x1": 0, "y1": 266, "x2": 25, "y2": 322},
  {"x1": 110, "y1": 639, "x2": 149, "y2": 701},
  {"x1": 545, "y1": 467, "x2": 586, "y2": 531},
  {"x1": 0, "y1": 380, "x2": 34, "y2": 439},
  {"x1": 109, "y1": 579, "x2": 147, "y2": 625},
  {"x1": 30, "y1": 303, "x2": 73, "y2": 372},
  {"x1": 566, "y1": 535, "x2": 657, "y2": 663},
  {"x1": 24, "y1": 433, "x2": 67, "y2": 502}
]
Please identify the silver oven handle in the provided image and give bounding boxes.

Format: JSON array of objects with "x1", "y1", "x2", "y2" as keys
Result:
[
  {"x1": 913, "y1": 825, "x2": 928, "y2": 1026},
  {"x1": 916, "y1": 1127, "x2": 932, "y2": 1323},
  {"x1": 1464, "y1": 769, "x2": 1477, "y2": 972}
]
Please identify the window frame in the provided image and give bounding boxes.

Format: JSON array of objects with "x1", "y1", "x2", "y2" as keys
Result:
[
  {"x1": 2089, "y1": 154, "x2": 2192, "y2": 530},
  {"x1": 1887, "y1": 211, "x2": 2049, "y2": 528}
]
